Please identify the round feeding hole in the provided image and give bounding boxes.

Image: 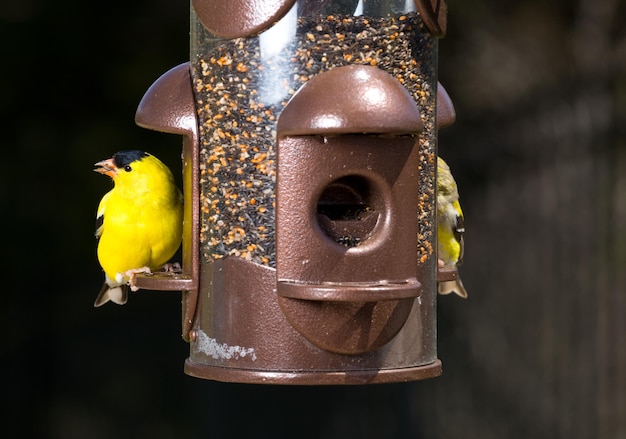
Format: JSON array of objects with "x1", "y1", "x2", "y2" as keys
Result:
[{"x1": 316, "y1": 175, "x2": 381, "y2": 247}]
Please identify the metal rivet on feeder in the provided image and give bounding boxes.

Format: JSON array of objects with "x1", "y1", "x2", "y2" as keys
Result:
[{"x1": 131, "y1": 0, "x2": 452, "y2": 385}]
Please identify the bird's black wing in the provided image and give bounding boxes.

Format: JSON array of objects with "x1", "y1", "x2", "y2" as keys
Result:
[
  {"x1": 95, "y1": 191, "x2": 110, "y2": 240},
  {"x1": 454, "y1": 214, "x2": 465, "y2": 265}
]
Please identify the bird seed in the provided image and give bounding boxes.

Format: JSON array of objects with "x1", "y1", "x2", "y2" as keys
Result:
[{"x1": 192, "y1": 12, "x2": 436, "y2": 267}]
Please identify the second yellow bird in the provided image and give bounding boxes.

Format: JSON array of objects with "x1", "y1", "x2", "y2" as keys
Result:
[
  {"x1": 437, "y1": 156, "x2": 468, "y2": 298},
  {"x1": 94, "y1": 150, "x2": 183, "y2": 307}
]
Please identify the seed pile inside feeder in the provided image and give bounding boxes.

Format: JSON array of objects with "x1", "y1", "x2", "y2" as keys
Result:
[{"x1": 192, "y1": 12, "x2": 436, "y2": 268}]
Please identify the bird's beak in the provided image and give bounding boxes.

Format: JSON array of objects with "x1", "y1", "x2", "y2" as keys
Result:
[{"x1": 94, "y1": 158, "x2": 118, "y2": 177}]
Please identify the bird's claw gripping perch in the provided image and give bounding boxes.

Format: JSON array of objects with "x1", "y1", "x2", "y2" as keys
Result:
[
  {"x1": 161, "y1": 262, "x2": 182, "y2": 273},
  {"x1": 125, "y1": 266, "x2": 152, "y2": 292}
]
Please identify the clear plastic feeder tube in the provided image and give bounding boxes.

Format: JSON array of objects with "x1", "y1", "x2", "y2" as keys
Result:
[{"x1": 190, "y1": 0, "x2": 437, "y2": 270}]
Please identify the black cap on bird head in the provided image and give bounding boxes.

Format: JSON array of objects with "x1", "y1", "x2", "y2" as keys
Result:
[
  {"x1": 94, "y1": 150, "x2": 149, "y2": 177},
  {"x1": 113, "y1": 150, "x2": 149, "y2": 168}
]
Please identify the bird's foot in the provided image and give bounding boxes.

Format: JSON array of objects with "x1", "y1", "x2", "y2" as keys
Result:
[
  {"x1": 125, "y1": 266, "x2": 152, "y2": 292},
  {"x1": 437, "y1": 259, "x2": 445, "y2": 268},
  {"x1": 161, "y1": 262, "x2": 182, "y2": 273}
]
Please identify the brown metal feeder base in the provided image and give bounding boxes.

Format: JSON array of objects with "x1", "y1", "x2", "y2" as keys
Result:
[{"x1": 184, "y1": 358, "x2": 442, "y2": 385}]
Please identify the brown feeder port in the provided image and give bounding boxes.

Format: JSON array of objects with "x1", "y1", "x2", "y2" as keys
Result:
[{"x1": 132, "y1": 0, "x2": 454, "y2": 385}]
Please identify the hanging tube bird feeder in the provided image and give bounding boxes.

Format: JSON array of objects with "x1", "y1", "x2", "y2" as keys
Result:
[{"x1": 131, "y1": 0, "x2": 454, "y2": 385}]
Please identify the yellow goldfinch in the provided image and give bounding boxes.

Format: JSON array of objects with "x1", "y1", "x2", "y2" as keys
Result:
[
  {"x1": 94, "y1": 150, "x2": 183, "y2": 307},
  {"x1": 437, "y1": 157, "x2": 468, "y2": 298}
]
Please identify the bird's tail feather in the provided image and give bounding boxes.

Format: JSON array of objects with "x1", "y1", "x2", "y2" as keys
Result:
[
  {"x1": 438, "y1": 278, "x2": 468, "y2": 298},
  {"x1": 94, "y1": 283, "x2": 129, "y2": 307}
]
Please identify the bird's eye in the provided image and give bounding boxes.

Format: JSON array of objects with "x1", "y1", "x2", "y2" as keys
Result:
[{"x1": 124, "y1": 165, "x2": 132, "y2": 172}]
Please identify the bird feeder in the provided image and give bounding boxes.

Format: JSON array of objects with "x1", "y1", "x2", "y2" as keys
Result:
[{"x1": 133, "y1": 0, "x2": 454, "y2": 385}]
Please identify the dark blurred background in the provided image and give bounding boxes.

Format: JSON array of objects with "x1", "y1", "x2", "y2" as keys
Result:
[{"x1": 1, "y1": 0, "x2": 625, "y2": 438}]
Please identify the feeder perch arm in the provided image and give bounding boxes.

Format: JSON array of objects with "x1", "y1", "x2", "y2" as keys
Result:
[{"x1": 134, "y1": 62, "x2": 200, "y2": 342}]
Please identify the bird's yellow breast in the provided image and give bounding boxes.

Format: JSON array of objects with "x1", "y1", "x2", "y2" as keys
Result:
[{"x1": 437, "y1": 223, "x2": 461, "y2": 266}]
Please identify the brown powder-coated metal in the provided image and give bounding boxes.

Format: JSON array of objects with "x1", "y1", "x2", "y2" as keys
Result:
[
  {"x1": 273, "y1": 65, "x2": 426, "y2": 354},
  {"x1": 278, "y1": 65, "x2": 423, "y2": 136},
  {"x1": 134, "y1": 62, "x2": 200, "y2": 342},
  {"x1": 276, "y1": 136, "x2": 422, "y2": 285},
  {"x1": 437, "y1": 265, "x2": 458, "y2": 282},
  {"x1": 415, "y1": 0, "x2": 447, "y2": 37},
  {"x1": 133, "y1": 272, "x2": 194, "y2": 291},
  {"x1": 277, "y1": 281, "x2": 421, "y2": 302},
  {"x1": 277, "y1": 296, "x2": 417, "y2": 355},
  {"x1": 185, "y1": 257, "x2": 440, "y2": 382},
  {"x1": 192, "y1": 0, "x2": 296, "y2": 39},
  {"x1": 437, "y1": 82, "x2": 456, "y2": 128}
]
